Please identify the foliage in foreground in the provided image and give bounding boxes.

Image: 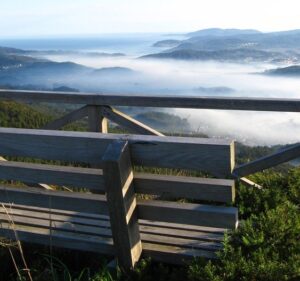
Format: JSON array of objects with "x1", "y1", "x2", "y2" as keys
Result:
[{"x1": 188, "y1": 170, "x2": 300, "y2": 281}]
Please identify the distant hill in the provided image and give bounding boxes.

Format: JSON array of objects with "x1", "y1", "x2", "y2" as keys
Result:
[
  {"x1": 192, "y1": 86, "x2": 235, "y2": 94},
  {"x1": 0, "y1": 48, "x2": 137, "y2": 89},
  {"x1": 141, "y1": 48, "x2": 287, "y2": 63},
  {"x1": 153, "y1": 40, "x2": 181, "y2": 48},
  {"x1": 92, "y1": 67, "x2": 134, "y2": 75},
  {"x1": 29, "y1": 49, "x2": 126, "y2": 57},
  {"x1": 134, "y1": 111, "x2": 191, "y2": 133},
  {"x1": 149, "y1": 28, "x2": 300, "y2": 63},
  {"x1": 264, "y1": 65, "x2": 300, "y2": 76},
  {"x1": 187, "y1": 28, "x2": 261, "y2": 38},
  {"x1": 0, "y1": 46, "x2": 29, "y2": 55},
  {"x1": 52, "y1": 86, "x2": 80, "y2": 92}
]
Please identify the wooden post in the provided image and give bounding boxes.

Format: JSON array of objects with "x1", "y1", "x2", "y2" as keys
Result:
[
  {"x1": 102, "y1": 140, "x2": 142, "y2": 271},
  {"x1": 87, "y1": 105, "x2": 108, "y2": 133}
]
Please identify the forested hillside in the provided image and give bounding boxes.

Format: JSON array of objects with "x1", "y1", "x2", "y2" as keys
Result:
[{"x1": 0, "y1": 101, "x2": 52, "y2": 128}]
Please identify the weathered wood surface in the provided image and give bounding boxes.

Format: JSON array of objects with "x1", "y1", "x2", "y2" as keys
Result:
[
  {"x1": 103, "y1": 140, "x2": 142, "y2": 269},
  {"x1": 0, "y1": 128, "x2": 234, "y2": 176},
  {"x1": 233, "y1": 143, "x2": 300, "y2": 177},
  {"x1": 0, "y1": 203, "x2": 220, "y2": 263},
  {"x1": 42, "y1": 106, "x2": 88, "y2": 130},
  {"x1": 1, "y1": 89, "x2": 300, "y2": 112},
  {"x1": 0, "y1": 185, "x2": 109, "y2": 214},
  {"x1": 0, "y1": 225, "x2": 217, "y2": 263},
  {"x1": 0, "y1": 185, "x2": 237, "y2": 228},
  {"x1": 0, "y1": 161, "x2": 104, "y2": 190},
  {"x1": 134, "y1": 173, "x2": 235, "y2": 203},
  {"x1": 0, "y1": 161, "x2": 234, "y2": 202},
  {"x1": 87, "y1": 105, "x2": 108, "y2": 133},
  {"x1": 101, "y1": 106, "x2": 164, "y2": 136},
  {"x1": 138, "y1": 200, "x2": 238, "y2": 229},
  {"x1": 0, "y1": 204, "x2": 225, "y2": 242},
  {"x1": 0, "y1": 154, "x2": 54, "y2": 190},
  {"x1": 239, "y1": 177, "x2": 262, "y2": 189}
]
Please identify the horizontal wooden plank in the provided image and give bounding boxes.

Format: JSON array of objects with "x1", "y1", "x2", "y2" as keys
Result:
[
  {"x1": 0, "y1": 203, "x2": 226, "y2": 238},
  {"x1": 233, "y1": 143, "x2": 300, "y2": 177},
  {"x1": 0, "y1": 161, "x2": 235, "y2": 202},
  {"x1": 1, "y1": 89, "x2": 300, "y2": 112},
  {"x1": 0, "y1": 185, "x2": 108, "y2": 215},
  {"x1": 0, "y1": 127, "x2": 234, "y2": 176},
  {"x1": 0, "y1": 214, "x2": 221, "y2": 252},
  {"x1": 138, "y1": 200, "x2": 238, "y2": 229},
  {"x1": 0, "y1": 224, "x2": 217, "y2": 263},
  {"x1": 0, "y1": 161, "x2": 104, "y2": 190},
  {"x1": 0, "y1": 204, "x2": 224, "y2": 242},
  {"x1": 134, "y1": 173, "x2": 235, "y2": 203},
  {"x1": 0, "y1": 186, "x2": 237, "y2": 228},
  {"x1": 0, "y1": 224, "x2": 115, "y2": 255},
  {"x1": 143, "y1": 243, "x2": 217, "y2": 263}
]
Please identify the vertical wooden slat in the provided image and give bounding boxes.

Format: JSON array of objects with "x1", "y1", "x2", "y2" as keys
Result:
[
  {"x1": 102, "y1": 140, "x2": 142, "y2": 270},
  {"x1": 88, "y1": 105, "x2": 108, "y2": 133}
]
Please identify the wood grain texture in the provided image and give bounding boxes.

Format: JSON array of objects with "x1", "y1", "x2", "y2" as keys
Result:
[
  {"x1": 0, "y1": 161, "x2": 234, "y2": 202},
  {"x1": 0, "y1": 225, "x2": 115, "y2": 255},
  {"x1": 0, "y1": 204, "x2": 224, "y2": 242},
  {"x1": 0, "y1": 185, "x2": 108, "y2": 215},
  {"x1": 42, "y1": 106, "x2": 88, "y2": 130},
  {"x1": 0, "y1": 161, "x2": 104, "y2": 190},
  {"x1": 88, "y1": 105, "x2": 108, "y2": 133},
  {"x1": 134, "y1": 173, "x2": 235, "y2": 203},
  {"x1": 0, "y1": 185, "x2": 237, "y2": 228},
  {"x1": 0, "y1": 224, "x2": 217, "y2": 263},
  {"x1": 0, "y1": 203, "x2": 221, "y2": 263},
  {"x1": 233, "y1": 143, "x2": 300, "y2": 177},
  {"x1": 1, "y1": 89, "x2": 300, "y2": 112},
  {"x1": 138, "y1": 199, "x2": 238, "y2": 229},
  {"x1": 101, "y1": 106, "x2": 164, "y2": 136},
  {"x1": 0, "y1": 128, "x2": 234, "y2": 176},
  {"x1": 103, "y1": 140, "x2": 142, "y2": 270}
]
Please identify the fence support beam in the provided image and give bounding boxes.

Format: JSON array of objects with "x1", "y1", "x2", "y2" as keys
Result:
[
  {"x1": 102, "y1": 140, "x2": 142, "y2": 271},
  {"x1": 233, "y1": 143, "x2": 300, "y2": 177},
  {"x1": 88, "y1": 105, "x2": 108, "y2": 133},
  {"x1": 42, "y1": 105, "x2": 89, "y2": 130},
  {"x1": 101, "y1": 106, "x2": 164, "y2": 136}
]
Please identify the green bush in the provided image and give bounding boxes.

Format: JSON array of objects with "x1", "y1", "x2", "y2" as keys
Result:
[{"x1": 188, "y1": 169, "x2": 300, "y2": 281}]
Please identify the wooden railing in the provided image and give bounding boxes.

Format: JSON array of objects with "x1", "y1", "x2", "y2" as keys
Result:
[
  {"x1": 0, "y1": 127, "x2": 237, "y2": 269},
  {"x1": 0, "y1": 88, "x2": 299, "y2": 269},
  {"x1": 0, "y1": 89, "x2": 300, "y2": 179}
]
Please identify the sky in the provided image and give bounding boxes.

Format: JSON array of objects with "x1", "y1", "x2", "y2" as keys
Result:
[{"x1": 0, "y1": 0, "x2": 300, "y2": 37}]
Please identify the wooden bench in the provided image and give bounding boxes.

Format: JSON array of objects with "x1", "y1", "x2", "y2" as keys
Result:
[{"x1": 0, "y1": 127, "x2": 238, "y2": 270}]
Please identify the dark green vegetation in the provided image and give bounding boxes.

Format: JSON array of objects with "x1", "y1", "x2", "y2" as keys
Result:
[
  {"x1": 0, "y1": 101, "x2": 299, "y2": 281},
  {"x1": 143, "y1": 28, "x2": 300, "y2": 63},
  {"x1": 134, "y1": 111, "x2": 191, "y2": 132}
]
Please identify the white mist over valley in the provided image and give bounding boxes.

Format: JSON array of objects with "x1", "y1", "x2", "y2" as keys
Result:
[{"x1": 1, "y1": 31, "x2": 300, "y2": 145}]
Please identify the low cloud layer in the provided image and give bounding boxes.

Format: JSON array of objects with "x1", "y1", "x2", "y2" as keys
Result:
[{"x1": 35, "y1": 53, "x2": 300, "y2": 145}]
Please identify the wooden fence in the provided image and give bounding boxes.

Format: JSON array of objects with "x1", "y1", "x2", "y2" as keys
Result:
[
  {"x1": 0, "y1": 89, "x2": 299, "y2": 269},
  {"x1": 0, "y1": 89, "x2": 299, "y2": 178}
]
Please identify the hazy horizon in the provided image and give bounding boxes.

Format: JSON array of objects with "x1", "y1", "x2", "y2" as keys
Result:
[{"x1": 1, "y1": 0, "x2": 300, "y2": 37}]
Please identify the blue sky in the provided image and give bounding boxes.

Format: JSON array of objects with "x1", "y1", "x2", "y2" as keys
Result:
[{"x1": 1, "y1": 0, "x2": 300, "y2": 37}]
